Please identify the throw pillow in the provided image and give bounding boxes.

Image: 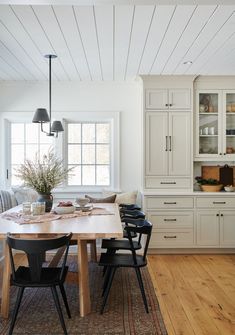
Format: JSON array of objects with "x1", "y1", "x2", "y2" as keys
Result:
[
  {"x1": 85, "y1": 194, "x2": 116, "y2": 203},
  {"x1": 11, "y1": 187, "x2": 38, "y2": 205},
  {"x1": 102, "y1": 190, "x2": 138, "y2": 205}
]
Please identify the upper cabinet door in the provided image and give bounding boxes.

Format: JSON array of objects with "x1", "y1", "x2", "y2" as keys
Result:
[
  {"x1": 145, "y1": 112, "x2": 168, "y2": 176},
  {"x1": 145, "y1": 89, "x2": 168, "y2": 110},
  {"x1": 145, "y1": 89, "x2": 191, "y2": 110},
  {"x1": 168, "y1": 89, "x2": 191, "y2": 110},
  {"x1": 168, "y1": 112, "x2": 191, "y2": 176}
]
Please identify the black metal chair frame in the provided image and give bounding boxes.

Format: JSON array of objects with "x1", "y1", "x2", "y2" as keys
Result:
[
  {"x1": 7, "y1": 232, "x2": 73, "y2": 335},
  {"x1": 99, "y1": 220, "x2": 152, "y2": 314}
]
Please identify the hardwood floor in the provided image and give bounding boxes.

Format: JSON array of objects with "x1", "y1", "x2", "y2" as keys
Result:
[
  {"x1": 148, "y1": 254, "x2": 235, "y2": 335},
  {"x1": 1, "y1": 254, "x2": 235, "y2": 334}
]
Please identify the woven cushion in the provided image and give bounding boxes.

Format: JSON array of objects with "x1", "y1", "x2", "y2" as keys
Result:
[
  {"x1": 0, "y1": 190, "x2": 14, "y2": 213},
  {"x1": 85, "y1": 194, "x2": 116, "y2": 203},
  {"x1": 102, "y1": 190, "x2": 138, "y2": 205}
]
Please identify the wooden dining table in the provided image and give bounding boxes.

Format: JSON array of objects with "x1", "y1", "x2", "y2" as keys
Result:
[{"x1": 0, "y1": 203, "x2": 123, "y2": 319}]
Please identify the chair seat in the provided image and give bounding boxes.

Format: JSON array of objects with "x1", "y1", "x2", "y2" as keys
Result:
[
  {"x1": 99, "y1": 253, "x2": 147, "y2": 268},
  {"x1": 101, "y1": 238, "x2": 141, "y2": 250},
  {"x1": 11, "y1": 266, "x2": 69, "y2": 287}
]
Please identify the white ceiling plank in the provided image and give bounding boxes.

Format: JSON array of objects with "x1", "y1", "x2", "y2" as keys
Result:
[
  {"x1": 52, "y1": 5, "x2": 91, "y2": 80},
  {"x1": 0, "y1": 56, "x2": 24, "y2": 79},
  {"x1": 94, "y1": 5, "x2": 113, "y2": 80},
  {"x1": 0, "y1": 1, "x2": 234, "y2": 5},
  {"x1": 175, "y1": 5, "x2": 235, "y2": 74},
  {"x1": 12, "y1": 5, "x2": 68, "y2": 80},
  {"x1": 32, "y1": 5, "x2": 80, "y2": 80},
  {"x1": 162, "y1": 5, "x2": 217, "y2": 74},
  {"x1": 186, "y1": 11, "x2": 235, "y2": 75},
  {"x1": 150, "y1": 5, "x2": 196, "y2": 74},
  {"x1": 73, "y1": 6, "x2": 102, "y2": 80},
  {"x1": 203, "y1": 34, "x2": 235, "y2": 75},
  {"x1": 0, "y1": 5, "x2": 48, "y2": 80},
  {"x1": 139, "y1": 5, "x2": 175, "y2": 74},
  {"x1": 0, "y1": 40, "x2": 35, "y2": 80},
  {"x1": 125, "y1": 5, "x2": 155, "y2": 78},
  {"x1": 114, "y1": 5, "x2": 134, "y2": 80}
]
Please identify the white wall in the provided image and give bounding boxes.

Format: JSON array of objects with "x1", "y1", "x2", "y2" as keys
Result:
[{"x1": 0, "y1": 80, "x2": 143, "y2": 192}]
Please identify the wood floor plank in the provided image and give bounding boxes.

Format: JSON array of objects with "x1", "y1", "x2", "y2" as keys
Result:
[
  {"x1": 148, "y1": 255, "x2": 235, "y2": 335},
  {"x1": 148, "y1": 255, "x2": 196, "y2": 335}
]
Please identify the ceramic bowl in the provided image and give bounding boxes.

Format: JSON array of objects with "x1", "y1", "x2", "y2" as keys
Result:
[
  {"x1": 224, "y1": 186, "x2": 235, "y2": 192},
  {"x1": 54, "y1": 206, "x2": 75, "y2": 214},
  {"x1": 75, "y1": 197, "x2": 90, "y2": 207}
]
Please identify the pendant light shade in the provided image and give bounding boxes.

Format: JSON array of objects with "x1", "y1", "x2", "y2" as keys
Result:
[
  {"x1": 32, "y1": 55, "x2": 63, "y2": 137},
  {"x1": 32, "y1": 108, "x2": 50, "y2": 123}
]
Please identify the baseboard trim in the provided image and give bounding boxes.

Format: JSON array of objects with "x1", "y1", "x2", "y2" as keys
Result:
[{"x1": 148, "y1": 248, "x2": 235, "y2": 254}]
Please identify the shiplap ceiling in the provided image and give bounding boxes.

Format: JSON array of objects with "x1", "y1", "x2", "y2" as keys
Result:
[{"x1": 0, "y1": 3, "x2": 235, "y2": 81}]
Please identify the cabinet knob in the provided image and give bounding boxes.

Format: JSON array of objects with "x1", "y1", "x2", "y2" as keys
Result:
[
  {"x1": 216, "y1": 213, "x2": 219, "y2": 217},
  {"x1": 165, "y1": 103, "x2": 168, "y2": 107},
  {"x1": 224, "y1": 153, "x2": 226, "y2": 155},
  {"x1": 221, "y1": 213, "x2": 223, "y2": 217},
  {"x1": 219, "y1": 153, "x2": 222, "y2": 155},
  {"x1": 169, "y1": 104, "x2": 172, "y2": 107}
]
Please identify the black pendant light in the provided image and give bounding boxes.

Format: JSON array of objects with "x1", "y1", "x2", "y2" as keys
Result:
[{"x1": 32, "y1": 54, "x2": 64, "y2": 137}]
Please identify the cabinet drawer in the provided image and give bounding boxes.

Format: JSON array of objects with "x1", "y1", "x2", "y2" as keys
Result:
[
  {"x1": 145, "y1": 177, "x2": 191, "y2": 189},
  {"x1": 146, "y1": 197, "x2": 194, "y2": 209},
  {"x1": 148, "y1": 211, "x2": 193, "y2": 228},
  {"x1": 149, "y1": 230, "x2": 194, "y2": 248},
  {"x1": 196, "y1": 197, "x2": 235, "y2": 208}
]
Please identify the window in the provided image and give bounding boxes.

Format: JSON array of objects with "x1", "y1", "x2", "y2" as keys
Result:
[
  {"x1": 66, "y1": 122, "x2": 111, "y2": 186},
  {"x1": 10, "y1": 122, "x2": 54, "y2": 185}
]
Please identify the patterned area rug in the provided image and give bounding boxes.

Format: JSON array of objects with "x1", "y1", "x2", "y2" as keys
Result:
[{"x1": 0, "y1": 256, "x2": 167, "y2": 335}]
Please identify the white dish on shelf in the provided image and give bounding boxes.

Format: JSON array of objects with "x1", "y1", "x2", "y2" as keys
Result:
[
  {"x1": 224, "y1": 186, "x2": 235, "y2": 192},
  {"x1": 54, "y1": 206, "x2": 75, "y2": 214}
]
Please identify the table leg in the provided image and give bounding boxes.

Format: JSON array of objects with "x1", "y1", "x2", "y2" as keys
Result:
[
  {"x1": 77, "y1": 239, "x2": 91, "y2": 317},
  {"x1": 1, "y1": 241, "x2": 11, "y2": 318}
]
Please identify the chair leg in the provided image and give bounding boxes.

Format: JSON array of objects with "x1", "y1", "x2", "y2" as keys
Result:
[
  {"x1": 59, "y1": 284, "x2": 71, "y2": 319},
  {"x1": 102, "y1": 249, "x2": 117, "y2": 276},
  {"x1": 135, "y1": 268, "x2": 149, "y2": 313},
  {"x1": 8, "y1": 287, "x2": 25, "y2": 335},
  {"x1": 51, "y1": 286, "x2": 68, "y2": 335},
  {"x1": 100, "y1": 267, "x2": 116, "y2": 314},
  {"x1": 102, "y1": 266, "x2": 112, "y2": 296}
]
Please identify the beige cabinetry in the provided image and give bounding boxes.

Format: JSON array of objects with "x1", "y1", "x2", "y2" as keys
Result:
[
  {"x1": 145, "y1": 89, "x2": 191, "y2": 110},
  {"x1": 196, "y1": 197, "x2": 235, "y2": 247},
  {"x1": 145, "y1": 196, "x2": 194, "y2": 248},
  {"x1": 195, "y1": 89, "x2": 235, "y2": 161},
  {"x1": 145, "y1": 194, "x2": 235, "y2": 251},
  {"x1": 145, "y1": 111, "x2": 191, "y2": 187},
  {"x1": 143, "y1": 76, "x2": 193, "y2": 191}
]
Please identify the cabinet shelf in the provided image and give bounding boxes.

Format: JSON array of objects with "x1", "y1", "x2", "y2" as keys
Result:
[
  {"x1": 199, "y1": 112, "x2": 218, "y2": 115},
  {"x1": 199, "y1": 135, "x2": 218, "y2": 137}
]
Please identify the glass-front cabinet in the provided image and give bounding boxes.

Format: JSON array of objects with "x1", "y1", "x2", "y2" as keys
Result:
[{"x1": 195, "y1": 90, "x2": 235, "y2": 160}]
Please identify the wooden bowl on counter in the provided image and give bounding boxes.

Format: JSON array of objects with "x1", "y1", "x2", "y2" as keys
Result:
[{"x1": 200, "y1": 184, "x2": 223, "y2": 192}]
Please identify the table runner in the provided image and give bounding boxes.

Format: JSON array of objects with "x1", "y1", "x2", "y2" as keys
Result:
[{"x1": 1, "y1": 207, "x2": 114, "y2": 225}]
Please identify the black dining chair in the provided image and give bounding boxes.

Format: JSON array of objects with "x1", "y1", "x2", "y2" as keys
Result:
[
  {"x1": 119, "y1": 203, "x2": 141, "y2": 210},
  {"x1": 99, "y1": 220, "x2": 152, "y2": 314},
  {"x1": 6, "y1": 232, "x2": 73, "y2": 335}
]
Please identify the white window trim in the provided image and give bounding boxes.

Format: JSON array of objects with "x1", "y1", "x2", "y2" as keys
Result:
[
  {"x1": 58, "y1": 111, "x2": 120, "y2": 193},
  {"x1": 2, "y1": 111, "x2": 120, "y2": 193}
]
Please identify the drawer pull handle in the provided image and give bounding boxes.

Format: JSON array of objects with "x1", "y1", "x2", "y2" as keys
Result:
[
  {"x1": 164, "y1": 235, "x2": 177, "y2": 239},
  {"x1": 164, "y1": 218, "x2": 177, "y2": 221},
  {"x1": 164, "y1": 202, "x2": 177, "y2": 205},
  {"x1": 213, "y1": 202, "x2": 226, "y2": 204},
  {"x1": 160, "y1": 182, "x2": 176, "y2": 184}
]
